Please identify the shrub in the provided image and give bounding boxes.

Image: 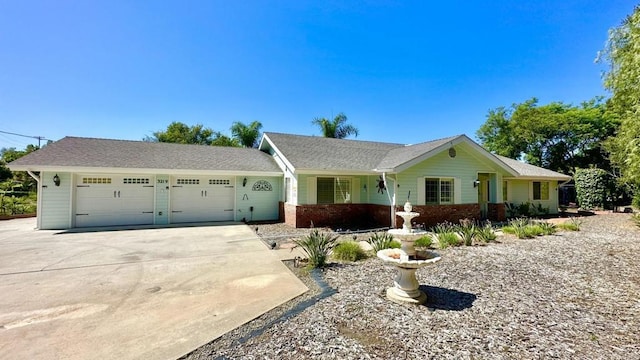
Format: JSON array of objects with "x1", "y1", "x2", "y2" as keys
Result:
[
  {"x1": 633, "y1": 193, "x2": 640, "y2": 209},
  {"x1": 525, "y1": 224, "x2": 544, "y2": 237},
  {"x1": 414, "y1": 235, "x2": 433, "y2": 248},
  {"x1": 537, "y1": 221, "x2": 556, "y2": 235},
  {"x1": 293, "y1": 229, "x2": 338, "y2": 268},
  {"x1": 333, "y1": 241, "x2": 368, "y2": 262},
  {"x1": 367, "y1": 232, "x2": 398, "y2": 252},
  {"x1": 0, "y1": 193, "x2": 37, "y2": 215},
  {"x1": 575, "y1": 168, "x2": 610, "y2": 210},
  {"x1": 433, "y1": 222, "x2": 461, "y2": 248},
  {"x1": 556, "y1": 217, "x2": 582, "y2": 231},
  {"x1": 476, "y1": 221, "x2": 497, "y2": 242}
]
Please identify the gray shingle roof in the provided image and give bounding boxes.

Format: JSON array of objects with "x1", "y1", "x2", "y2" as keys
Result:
[
  {"x1": 375, "y1": 135, "x2": 460, "y2": 170},
  {"x1": 263, "y1": 132, "x2": 402, "y2": 171},
  {"x1": 9, "y1": 136, "x2": 282, "y2": 173},
  {"x1": 495, "y1": 155, "x2": 571, "y2": 180}
]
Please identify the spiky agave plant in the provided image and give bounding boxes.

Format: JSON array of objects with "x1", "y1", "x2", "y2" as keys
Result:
[{"x1": 293, "y1": 229, "x2": 339, "y2": 268}]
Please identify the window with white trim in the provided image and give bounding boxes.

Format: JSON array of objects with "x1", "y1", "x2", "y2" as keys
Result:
[
  {"x1": 532, "y1": 181, "x2": 549, "y2": 200},
  {"x1": 317, "y1": 177, "x2": 351, "y2": 204},
  {"x1": 425, "y1": 178, "x2": 454, "y2": 205}
]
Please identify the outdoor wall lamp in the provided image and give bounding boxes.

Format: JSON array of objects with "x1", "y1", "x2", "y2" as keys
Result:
[
  {"x1": 242, "y1": 177, "x2": 247, "y2": 187},
  {"x1": 53, "y1": 174, "x2": 61, "y2": 187},
  {"x1": 473, "y1": 179, "x2": 480, "y2": 188}
]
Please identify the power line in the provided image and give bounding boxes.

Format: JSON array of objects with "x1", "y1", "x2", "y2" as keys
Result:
[{"x1": 0, "y1": 130, "x2": 49, "y2": 148}]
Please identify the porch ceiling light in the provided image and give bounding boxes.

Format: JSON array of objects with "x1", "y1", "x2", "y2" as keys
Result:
[{"x1": 53, "y1": 174, "x2": 61, "y2": 186}]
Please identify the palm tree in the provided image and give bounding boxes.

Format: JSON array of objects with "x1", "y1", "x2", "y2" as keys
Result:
[
  {"x1": 311, "y1": 113, "x2": 359, "y2": 139},
  {"x1": 230, "y1": 121, "x2": 263, "y2": 148}
]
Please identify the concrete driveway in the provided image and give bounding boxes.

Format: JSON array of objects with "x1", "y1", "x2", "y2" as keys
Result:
[{"x1": 0, "y1": 218, "x2": 307, "y2": 360}]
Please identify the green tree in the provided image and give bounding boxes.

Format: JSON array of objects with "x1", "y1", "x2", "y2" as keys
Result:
[
  {"x1": 1, "y1": 145, "x2": 39, "y2": 190},
  {"x1": 145, "y1": 122, "x2": 215, "y2": 145},
  {"x1": 210, "y1": 133, "x2": 240, "y2": 147},
  {"x1": 312, "y1": 112, "x2": 359, "y2": 139},
  {"x1": 476, "y1": 98, "x2": 619, "y2": 174},
  {"x1": 230, "y1": 121, "x2": 263, "y2": 148},
  {"x1": 598, "y1": 5, "x2": 640, "y2": 185}
]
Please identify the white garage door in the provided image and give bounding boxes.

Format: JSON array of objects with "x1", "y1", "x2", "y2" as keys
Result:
[
  {"x1": 170, "y1": 176, "x2": 235, "y2": 223},
  {"x1": 75, "y1": 175, "x2": 155, "y2": 227}
]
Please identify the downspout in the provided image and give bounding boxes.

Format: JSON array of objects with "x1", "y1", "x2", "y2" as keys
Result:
[
  {"x1": 27, "y1": 171, "x2": 41, "y2": 229},
  {"x1": 382, "y1": 172, "x2": 396, "y2": 228}
]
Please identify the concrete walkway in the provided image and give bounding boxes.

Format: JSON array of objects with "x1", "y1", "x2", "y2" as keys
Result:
[{"x1": 0, "y1": 218, "x2": 308, "y2": 360}]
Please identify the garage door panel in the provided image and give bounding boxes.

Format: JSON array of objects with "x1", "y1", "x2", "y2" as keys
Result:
[
  {"x1": 170, "y1": 177, "x2": 234, "y2": 223},
  {"x1": 75, "y1": 175, "x2": 155, "y2": 227}
]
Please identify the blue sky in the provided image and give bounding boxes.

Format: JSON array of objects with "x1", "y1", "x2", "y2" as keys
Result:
[{"x1": 0, "y1": 1, "x2": 636, "y2": 150}]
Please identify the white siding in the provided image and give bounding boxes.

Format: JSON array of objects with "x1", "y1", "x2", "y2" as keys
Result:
[
  {"x1": 235, "y1": 176, "x2": 282, "y2": 222},
  {"x1": 40, "y1": 171, "x2": 72, "y2": 229}
]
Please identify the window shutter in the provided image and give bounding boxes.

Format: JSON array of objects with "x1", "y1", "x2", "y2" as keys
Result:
[
  {"x1": 454, "y1": 178, "x2": 462, "y2": 204},
  {"x1": 417, "y1": 177, "x2": 425, "y2": 205},
  {"x1": 307, "y1": 177, "x2": 317, "y2": 204},
  {"x1": 352, "y1": 178, "x2": 360, "y2": 203}
]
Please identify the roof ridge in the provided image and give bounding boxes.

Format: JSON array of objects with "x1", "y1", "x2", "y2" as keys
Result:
[
  {"x1": 402, "y1": 134, "x2": 464, "y2": 147},
  {"x1": 264, "y1": 132, "x2": 404, "y2": 147},
  {"x1": 59, "y1": 136, "x2": 265, "y2": 152}
]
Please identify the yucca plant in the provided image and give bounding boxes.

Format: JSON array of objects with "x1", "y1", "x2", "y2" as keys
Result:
[
  {"x1": 367, "y1": 232, "x2": 399, "y2": 252},
  {"x1": 293, "y1": 229, "x2": 339, "y2": 268},
  {"x1": 456, "y1": 218, "x2": 477, "y2": 246},
  {"x1": 476, "y1": 221, "x2": 497, "y2": 243},
  {"x1": 505, "y1": 218, "x2": 533, "y2": 239}
]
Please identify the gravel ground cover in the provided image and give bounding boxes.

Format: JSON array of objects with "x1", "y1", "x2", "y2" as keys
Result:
[{"x1": 185, "y1": 213, "x2": 640, "y2": 359}]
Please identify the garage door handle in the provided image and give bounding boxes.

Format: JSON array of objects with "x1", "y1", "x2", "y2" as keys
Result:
[
  {"x1": 114, "y1": 191, "x2": 117, "y2": 197},
  {"x1": 204, "y1": 190, "x2": 207, "y2": 197}
]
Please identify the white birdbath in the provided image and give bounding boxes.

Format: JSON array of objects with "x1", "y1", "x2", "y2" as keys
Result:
[
  {"x1": 377, "y1": 248, "x2": 441, "y2": 305},
  {"x1": 378, "y1": 200, "x2": 441, "y2": 305}
]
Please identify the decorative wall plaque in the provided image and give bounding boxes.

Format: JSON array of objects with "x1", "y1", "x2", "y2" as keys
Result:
[{"x1": 252, "y1": 180, "x2": 273, "y2": 191}]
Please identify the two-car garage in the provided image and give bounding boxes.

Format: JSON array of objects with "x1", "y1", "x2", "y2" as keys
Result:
[
  {"x1": 74, "y1": 175, "x2": 236, "y2": 227},
  {"x1": 9, "y1": 136, "x2": 284, "y2": 230}
]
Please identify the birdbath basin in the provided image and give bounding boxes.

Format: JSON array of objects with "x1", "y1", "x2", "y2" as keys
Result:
[{"x1": 377, "y1": 248, "x2": 441, "y2": 305}]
